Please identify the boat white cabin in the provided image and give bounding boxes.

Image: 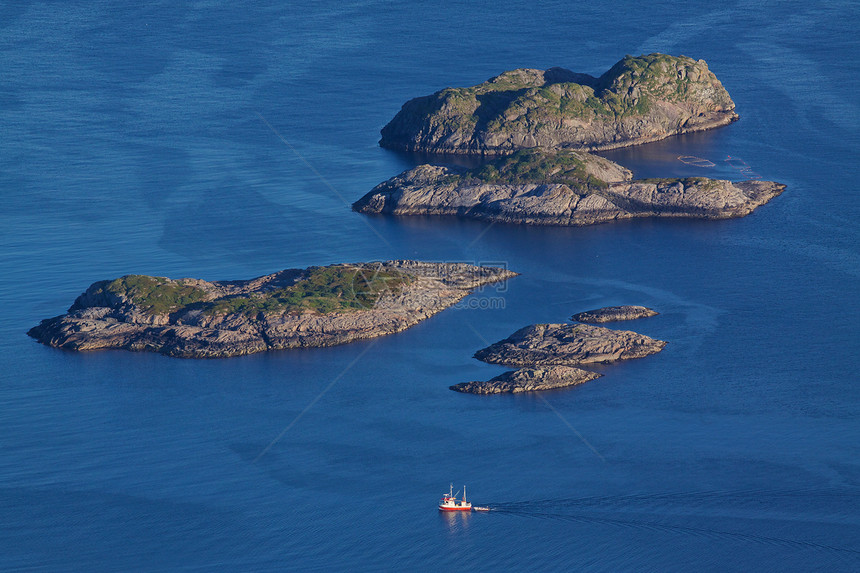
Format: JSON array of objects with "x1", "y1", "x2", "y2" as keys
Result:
[{"x1": 438, "y1": 484, "x2": 471, "y2": 511}]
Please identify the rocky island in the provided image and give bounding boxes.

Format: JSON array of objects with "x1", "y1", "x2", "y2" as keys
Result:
[
  {"x1": 571, "y1": 305, "x2": 658, "y2": 323},
  {"x1": 380, "y1": 53, "x2": 738, "y2": 155},
  {"x1": 353, "y1": 148, "x2": 785, "y2": 226},
  {"x1": 474, "y1": 323, "x2": 667, "y2": 367},
  {"x1": 28, "y1": 261, "x2": 517, "y2": 358},
  {"x1": 451, "y1": 365, "x2": 601, "y2": 394}
]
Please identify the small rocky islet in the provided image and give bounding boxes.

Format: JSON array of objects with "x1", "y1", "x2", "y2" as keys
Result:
[
  {"x1": 28, "y1": 261, "x2": 516, "y2": 358},
  {"x1": 474, "y1": 322, "x2": 667, "y2": 367},
  {"x1": 571, "y1": 305, "x2": 659, "y2": 323},
  {"x1": 451, "y1": 365, "x2": 601, "y2": 395},
  {"x1": 453, "y1": 320, "x2": 667, "y2": 394}
]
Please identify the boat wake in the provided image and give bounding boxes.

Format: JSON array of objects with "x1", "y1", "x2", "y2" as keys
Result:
[{"x1": 476, "y1": 488, "x2": 860, "y2": 556}]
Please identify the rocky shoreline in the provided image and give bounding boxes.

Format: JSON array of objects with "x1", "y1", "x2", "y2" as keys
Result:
[
  {"x1": 380, "y1": 54, "x2": 738, "y2": 155},
  {"x1": 28, "y1": 261, "x2": 517, "y2": 358}
]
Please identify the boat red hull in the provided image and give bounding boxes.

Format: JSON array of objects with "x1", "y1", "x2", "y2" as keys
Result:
[{"x1": 439, "y1": 486, "x2": 471, "y2": 511}]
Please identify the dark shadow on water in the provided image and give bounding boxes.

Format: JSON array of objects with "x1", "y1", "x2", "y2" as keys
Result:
[
  {"x1": 381, "y1": 147, "x2": 488, "y2": 170},
  {"x1": 381, "y1": 123, "x2": 747, "y2": 179}
]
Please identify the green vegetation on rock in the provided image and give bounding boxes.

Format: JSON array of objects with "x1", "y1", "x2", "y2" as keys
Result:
[
  {"x1": 96, "y1": 266, "x2": 414, "y2": 317},
  {"x1": 205, "y1": 266, "x2": 412, "y2": 316},
  {"x1": 101, "y1": 275, "x2": 208, "y2": 314},
  {"x1": 596, "y1": 54, "x2": 726, "y2": 108},
  {"x1": 380, "y1": 53, "x2": 736, "y2": 154},
  {"x1": 636, "y1": 177, "x2": 723, "y2": 191},
  {"x1": 458, "y1": 55, "x2": 701, "y2": 124},
  {"x1": 450, "y1": 149, "x2": 608, "y2": 190}
]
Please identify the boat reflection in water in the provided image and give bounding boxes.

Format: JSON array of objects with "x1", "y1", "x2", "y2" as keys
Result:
[{"x1": 439, "y1": 506, "x2": 472, "y2": 534}]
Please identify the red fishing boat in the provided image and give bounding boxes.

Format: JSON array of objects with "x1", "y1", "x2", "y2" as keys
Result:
[{"x1": 438, "y1": 484, "x2": 471, "y2": 511}]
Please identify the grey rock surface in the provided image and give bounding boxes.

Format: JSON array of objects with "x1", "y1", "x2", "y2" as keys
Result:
[
  {"x1": 354, "y1": 161, "x2": 785, "y2": 226},
  {"x1": 474, "y1": 323, "x2": 667, "y2": 367},
  {"x1": 451, "y1": 365, "x2": 601, "y2": 394},
  {"x1": 572, "y1": 305, "x2": 659, "y2": 323}
]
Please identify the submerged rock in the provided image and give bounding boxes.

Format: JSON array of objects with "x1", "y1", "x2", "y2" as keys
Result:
[
  {"x1": 380, "y1": 54, "x2": 738, "y2": 155},
  {"x1": 28, "y1": 261, "x2": 517, "y2": 358},
  {"x1": 474, "y1": 323, "x2": 667, "y2": 367},
  {"x1": 572, "y1": 305, "x2": 659, "y2": 323},
  {"x1": 451, "y1": 365, "x2": 601, "y2": 394}
]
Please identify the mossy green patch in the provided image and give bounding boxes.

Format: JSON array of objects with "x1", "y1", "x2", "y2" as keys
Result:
[
  {"x1": 204, "y1": 266, "x2": 413, "y2": 317},
  {"x1": 102, "y1": 275, "x2": 208, "y2": 314},
  {"x1": 450, "y1": 149, "x2": 608, "y2": 190},
  {"x1": 100, "y1": 267, "x2": 413, "y2": 317},
  {"x1": 596, "y1": 54, "x2": 720, "y2": 108},
  {"x1": 636, "y1": 177, "x2": 723, "y2": 191}
]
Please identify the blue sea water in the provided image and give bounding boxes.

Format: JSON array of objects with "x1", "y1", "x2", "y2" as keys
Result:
[{"x1": 1, "y1": 1, "x2": 858, "y2": 571}]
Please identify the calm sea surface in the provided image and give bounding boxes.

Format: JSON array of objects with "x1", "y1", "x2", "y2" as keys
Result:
[{"x1": 1, "y1": 1, "x2": 858, "y2": 571}]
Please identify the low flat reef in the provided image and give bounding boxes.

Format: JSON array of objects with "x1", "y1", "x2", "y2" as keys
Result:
[
  {"x1": 380, "y1": 53, "x2": 738, "y2": 155},
  {"x1": 474, "y1": 323, "x2": 667, "y2": 367},
  {"x1": 28, "y1": 261, "x2": 517, "y2": 358},
  {"x1": 571, "y1": 305, "x2": 658, "y2": 323},
  {"x1": 451, "y1": 365, "x2": 601, "y2": 394},
  {"x1": 354, "y1": 148, "x2": 785, "y2": 226}
]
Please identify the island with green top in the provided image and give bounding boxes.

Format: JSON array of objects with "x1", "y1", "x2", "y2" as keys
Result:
[
  {"x1": 380, "y1": 53, "x2": 738, "y2": 155},
  {"x1": 28, "y1": 261, "x2": 517, "y2": 358}
]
